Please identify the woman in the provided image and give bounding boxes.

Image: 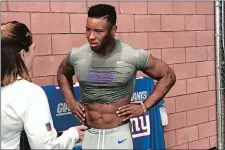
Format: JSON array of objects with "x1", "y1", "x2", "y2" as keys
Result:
[{"x1": 1, "y1": 21, "x2": 85, "y2": 149}]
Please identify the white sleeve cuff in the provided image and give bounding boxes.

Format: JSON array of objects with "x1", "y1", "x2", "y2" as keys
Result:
[{"x1": 65, "y1": 127, "x2": 79, "y2": 144}]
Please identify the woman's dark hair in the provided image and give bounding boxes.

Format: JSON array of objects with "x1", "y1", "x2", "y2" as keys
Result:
[{"x1": 1, "y1": 21, "x2": 33, "y2": 86}]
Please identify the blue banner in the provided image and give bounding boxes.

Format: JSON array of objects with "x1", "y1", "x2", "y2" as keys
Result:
[{"x1": 42, "y1": 77, "x2": 165, "y2": 150}]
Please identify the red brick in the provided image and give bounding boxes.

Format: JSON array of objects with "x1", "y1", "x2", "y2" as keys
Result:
[
  {"x1": 196, "y1": 2, "x2": 214, "y2": 14},
  {"x1": 73, "y1": 75, "x2": 79, "y2": 85},
  {"x1": 136, "y1": 71, "x2": 147, "y2": 78},
  {"x1": 169, "y1": 64, "x2": 174, "y2": 71},
  {"x1": 115, "y1": 33, "x2": 120, "y2": 40},
  {"x1": 197, "y1": 61, "x2": 215, "y2": 76},
  {"x1": 120, "y1": 2, "x2": 147, "y2": 14},
  {"x1": 53, "y1": 76, "x2": 57, "y2": 85},
  {"x1": 52, "y1": 34, "x2": 86, "y2": 54},
  {"x1": 164, "y1": 112, "x2": 187, "y2": 131},
  {"x1": 210, "y1": 135, "x2": 217, "y2": 148},
  {"x1": 191, "y1": 138, "x2": 211, "y2": 149},
  {"x1": 176, "y1": 125, "x2": 198, "y2": 145},
  {"x1": 173, "y1": 2, "x2": 196, "y2": 14},
  {"x1": 187, "y1": 77, "x2": 208, "y2": 94},
  {"x1": 166, "y1": 80, "x2": 186, "y2": 97},
  {"x1": 208, "y1": 75, "x2": 216, "y2": 90},
  {"x1": 174, "y1": 63, "x2": 197, "y2": 79},
  {"x1": 117, "y1": 14, "x2": 134, "y2": 32},
  {"x1": 207, "y1": 15, "x2": 215, "y2": 30},
  {"x1": 170, "y1": 143, "x2": 188, "y2": 149},
  {"x1": 185, "y1": 15, "x2": 207, "y2": 30},
  {"x1": 187, "y1": 108, "x2": 208, "y2": 126},
  {"x1": 197, "y1": 31, "x2": 214, "y2": 46},
  {"x1": 161, "y1": 15, "x2": 185, "y2": 31},
  {"x1": 148, "y1": 49, "x2": 161, "y2": 59},
  {"x1": 174, "y1": 31, "x2": 196, "y2": 47},
  {"x1": 50, "y1": 2, "x2": 87, "y2": 13},
  {"x1": 32, "y1": 76, "x2": 54, "y2": 86},
  {"x1": 70, "y1": 14, "x2": 87, "y2": 33},
  {"x1": 148, "y1": 32, "x2": 173, "y2": 48},
  {"x1": 209, "y1": 105, "x2": 216, "y2": 121},
  {"x1": 175, "y1": 94, "x2": 198, "y2": 112},
  {"x1": 199, "y1": 121, "x2": 217, "y2": 139},
  {"x1": 1, "y1": 12, "x2": 30, "y2": 29},
  {"x1": 33, "y1": 55, "x2": 66, "y2": 76},
  {"x1": 162, "y1": 48, "x2": 185, "y2": 64},
  {"x1": 164, "y1": 131, "x2": 176, "y2": 148},
  {"x1": 189, "y1": 138, "x2": 210, "y2": 149},
  {"x1": 119, "y1": 33, "x2": 148, "y2": 49},
  {"x1": 29, "y1": 71, "x2": 33, "y2": 78},
  {"x1": 87, "y1": 1, "x2": 119, "y2": 13},
  {"x1": 135, "y1": 15, "x2": 160, "y2": 32},
  {"x1": 207, "y1": 46, "x2": 215, "y2": 60},
  {"x1": 186, "y1": 126, "x2": 199, "y2": 142},
  {"x1": 186, "y1": 46, "x2": 207, "y2": 62},
  {"x1": 198, "y1": 91, "x2": 216, "y2": 108},
  {"x1": 1, "y1": 1, "x2": 8, "y2": 11},
  {"x1": 8, "y1": 2, "x2": 50, "y2": 12},
  {"x1": 33, "y1": 34, "x2": 51, "y2": 56},
  {"x1": 164, "y1": 97, "x2": 175, "y2": 114},
  {"x1": 31, "y1": 13, "x2": 69, "y2": 34},
  {"x1": 148, "y1": 2, "x2": 173, "y2": 14}
]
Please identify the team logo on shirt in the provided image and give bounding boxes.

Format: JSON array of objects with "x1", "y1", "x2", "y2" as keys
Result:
[
  {"x1": 130, "y1": 91, "x2": 150, "y2": 138},
  {"x1": 86, "y1": 70, "x2": 115, "y2": 82},
  {"x1": 130, "y1": 114, "x2": 150, "y2": 138},
  {"x1": 46, "y1": 122, "x2": 52, "y2": 131}
]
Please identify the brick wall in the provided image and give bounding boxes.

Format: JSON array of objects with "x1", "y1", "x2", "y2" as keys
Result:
[{"x1": 1, "y1": 1, "x2": 217, "y2": 149}]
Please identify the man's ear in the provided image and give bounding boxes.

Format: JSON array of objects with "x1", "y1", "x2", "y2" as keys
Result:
[
  {"x1": 111, "y1": 25, "x2": 117, "y2": 37},
  {"x1": 20, "y1": 49, "x2": 26, "y2": 61}
]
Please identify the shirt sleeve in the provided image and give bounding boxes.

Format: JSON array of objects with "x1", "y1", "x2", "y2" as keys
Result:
[
  {"x1": 135, "y1": 48, "x2": 150, "y2": 71},
  {"x1": 24, "y1": 86, "x2": 79, "y2": 149},
  {"x1": 66, "y1": 48, "x2": 77, "y2": 68}
]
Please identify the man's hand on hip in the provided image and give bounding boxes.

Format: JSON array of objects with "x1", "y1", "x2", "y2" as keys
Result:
[
  {"x1": 68, "y1": 100, "x2": 85, "y2": 123},
  {"x1": 116, "y1": 103, "x2": 145, "y2": 122}
]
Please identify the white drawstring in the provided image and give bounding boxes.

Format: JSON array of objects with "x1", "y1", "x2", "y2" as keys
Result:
[
  {"x1": 101, "y1": 129, "x2": 105, "y2": 149},
  {"x1": 97, "y1": 129, "x2": 101, "y2": 149}
]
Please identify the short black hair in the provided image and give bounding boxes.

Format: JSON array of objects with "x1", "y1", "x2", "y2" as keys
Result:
[{"x1": 88, "y1": 4, "x2": 117, "y2": 26}]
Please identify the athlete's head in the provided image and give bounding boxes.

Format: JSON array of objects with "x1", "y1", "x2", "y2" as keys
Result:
[
  {"x1": 1, "y1": 21, "x2": 35, "y2": 86},
  {"x1": 86, "y1": 4, "x2": 117, "y2": 52}
]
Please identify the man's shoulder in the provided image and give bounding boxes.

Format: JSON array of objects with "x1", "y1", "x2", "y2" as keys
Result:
[
  {"x1": 117, "y1": 40, "x2": 139, "y2": 52},
  {"x1": 70, "y1": 42, "x2": 90, "y2": 54}
]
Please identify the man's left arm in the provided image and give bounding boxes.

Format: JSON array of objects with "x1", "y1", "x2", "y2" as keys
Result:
[
  {"x1": 117, "y1": 54, "x2": 176, "y2": 121},
  {"x1": 141, "y1": 54, "x2": 176, "y2": 109}
]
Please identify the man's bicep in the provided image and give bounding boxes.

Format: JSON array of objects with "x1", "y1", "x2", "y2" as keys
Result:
[
  {"x1": 142, "y1": 54, "x2": 171, "y2": 80},
  {"x1": 58, "y1": 58, "x2": 75, "y2": 76}
]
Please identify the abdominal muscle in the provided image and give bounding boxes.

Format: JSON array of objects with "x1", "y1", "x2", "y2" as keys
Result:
[{"x1": 82, "y1": 94, "x2": 132, "y2": 129}]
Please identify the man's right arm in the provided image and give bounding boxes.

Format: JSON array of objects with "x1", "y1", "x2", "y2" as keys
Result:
[
  {"x1": 57, "y1": 58, "x2": 85, "y2": 122},
  {"x1": 57, "y1": 58, "x2": 75, "y2": 104}
]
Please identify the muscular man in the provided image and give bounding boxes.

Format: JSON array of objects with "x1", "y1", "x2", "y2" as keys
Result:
[{"x1": 57, "y1": 4, "x2": 176, "y2": 149}]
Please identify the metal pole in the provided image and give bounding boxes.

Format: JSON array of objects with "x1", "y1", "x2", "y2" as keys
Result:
[
  {"x1": 215, "y1": 1, "x2": 224, "y2": 149},
  {"x1": 222, "y1": 1, "x2": 225, "y2": 58},
  {"x1": 221, "y1": 1, "x2": 225, "y2": 148}
]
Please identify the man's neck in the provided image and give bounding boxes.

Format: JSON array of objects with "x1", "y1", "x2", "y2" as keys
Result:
[{"x1": 97, "y1": 38, "x2": 116, "y2": 55}]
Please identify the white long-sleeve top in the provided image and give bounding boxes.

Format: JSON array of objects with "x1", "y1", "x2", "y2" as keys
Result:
[{"x1": 1, "y1": 79, "x2": 79, "y2": 149}]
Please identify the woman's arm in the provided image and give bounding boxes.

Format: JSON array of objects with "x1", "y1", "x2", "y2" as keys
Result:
[{"x1": 23, "y1": 85, "x2": 83, "y2": 149}]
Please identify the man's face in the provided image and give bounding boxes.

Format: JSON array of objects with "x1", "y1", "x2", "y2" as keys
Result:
[{"x1": 86, "y1": 17, "x2": 116, "y2": 52}]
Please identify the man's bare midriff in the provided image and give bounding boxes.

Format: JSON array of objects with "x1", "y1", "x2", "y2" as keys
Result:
[{"x1": 82, "y1": 94, "x2": 132, "y2": 129}]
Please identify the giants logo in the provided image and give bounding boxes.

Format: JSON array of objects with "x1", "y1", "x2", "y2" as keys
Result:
[
  {"x1": 130, "y1": 114, "x2": 150, "y2": 138},
  {"x1": 131, "y1": 91, "x2": 147, "y2": 102},
  {"x1": 56, "y1": 103, "x2": 72, "y2": 116}
]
